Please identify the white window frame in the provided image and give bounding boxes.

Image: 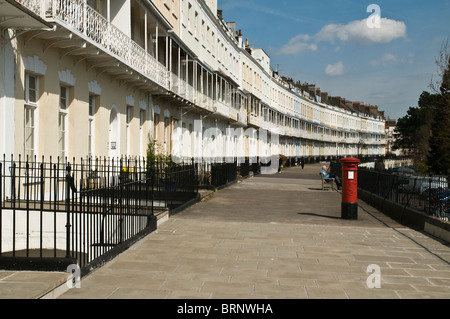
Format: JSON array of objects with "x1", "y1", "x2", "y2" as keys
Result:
[
  {"x1": 153, "y1": 113, "x2": 159, "y2": 153},
  {"x1": 88, "y1": 95, "x2": 96, "y2": 158},
  {"x1": 139, "y1": 108, "x2": 146, "y2": 158},
  {"x1": 126, "y1": 105, "x2": 133, "y2": 156},
  {"x1": 24, "y1": 73, "x2": 38, "y2": 160},
  {"x1": 88, "y1": 80, "x2": 101, "y2": 158},
  {"x1": 59, "y1": 85, "x2": 69, "y2": 161},
  {"x1": 194, "y1": 11, "x2": 198, "y2": 39},
  {"x1": 188, "y1": 2, "x2": 192, "y2": 32},
  {"x1": 24, "y1": 106, "x2": 36, "y2": 160},
  {"x1": 164, "y1": 117, "x2": 170, "y2": 154}
]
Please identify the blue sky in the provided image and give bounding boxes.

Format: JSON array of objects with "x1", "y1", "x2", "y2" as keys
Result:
[{"x1": 218, "y1": 0, "x2": 450, "y2": 120}]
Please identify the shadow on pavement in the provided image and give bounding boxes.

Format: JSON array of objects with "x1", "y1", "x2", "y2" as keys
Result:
[{"x1": 297, "y1": 212, "x2": 341, "y2": 220}]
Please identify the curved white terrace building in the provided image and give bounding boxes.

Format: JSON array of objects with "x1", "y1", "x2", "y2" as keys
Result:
[{"x1": 0, "y1": 0, "x2": 386, "y2": 166}]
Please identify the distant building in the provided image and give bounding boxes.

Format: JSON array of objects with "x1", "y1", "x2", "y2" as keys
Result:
[{"x1": 385, "y1": 119, "x2": 403, "y2": 156}]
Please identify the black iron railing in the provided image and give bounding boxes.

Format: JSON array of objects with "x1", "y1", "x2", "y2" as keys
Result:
[
  {"x1": 197, "y1": 160, "x2": 237, "y2": 189},
  {"x1": 197, "y1": 157, "x2": 261, "y2": 190},
  {"x1": 0, "y1": 155, "x2": 198, "y2": 271},
  {"x1": 357, "y1": 169, "x2": 449, "y2": 221}
]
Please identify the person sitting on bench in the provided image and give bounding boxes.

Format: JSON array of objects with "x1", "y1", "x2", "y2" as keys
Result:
[{"x1": 320, "y1": 165, "x2": 341, "y2": 190}]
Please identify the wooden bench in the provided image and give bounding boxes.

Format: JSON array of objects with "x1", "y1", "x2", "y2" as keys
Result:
[{"x1": 321, "y1": 174, "x2": 335, "y2": 190}]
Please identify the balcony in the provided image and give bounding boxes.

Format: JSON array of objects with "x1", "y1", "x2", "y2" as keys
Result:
[
  {"x1": 195, "y1": 92, "x2": 214, "y2": 113},
  {"x1": 0, "y1": 0, "x2": 53, "y2": 28},
  {"x1": 247, "y1": 113, "x2": 261, "y2": 128},
  {"x1": 214, "y1": 100, "x2": 231, "y2": 119},
  {"x1": 237, "y1": 110, "x2": 247, "y2": 127},
  {"x1": 170, "y1": 73, "x2": 196, "y2": 104},
  {"x1": 14, "y1": 0, "x2": 169, "y2": 91},
  {"x1": 229, "y1": 107, "x2": 238, "y2": 122}
]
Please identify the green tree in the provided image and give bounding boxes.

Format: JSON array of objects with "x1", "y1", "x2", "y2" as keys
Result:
[
  {"x1": 394, "y1": 39, "x2": 450, "y2": 175},
  {"x1": 427, "y1": 96, "x2": 450, "y2": 174},
  {"x1": 393, "y1": 92, "x2": 436, "y2": 167},
  {"x1": 427, "y1": 40, "x2": 450, "y2": 174}
]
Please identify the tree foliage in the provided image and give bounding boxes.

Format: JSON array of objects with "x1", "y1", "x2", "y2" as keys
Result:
[
  {"x1": 427, "y1": 95, "x2": 450, "y2": 174},
  {"x1": 394, "y1": 39, "x2": 450, "y2": 175},
  {"x1": 393, "y1": 92, "x2": 436, "y2": 163},
  {"x1": 427, "y1": 39, "x2": 450, "y2": 174}
]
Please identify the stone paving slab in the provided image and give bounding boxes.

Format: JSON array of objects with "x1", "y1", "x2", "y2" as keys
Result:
[
  {"x1": 0, "y1": 271, "x2": 68, "y2": 299},
  {"x1": 1, "y1": 163, "x2": 449, "y2": 299}
]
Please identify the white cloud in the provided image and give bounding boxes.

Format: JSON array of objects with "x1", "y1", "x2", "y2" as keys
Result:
[
  {"x1": 325, "y1": 61, "x2": 344, "y2": 76},
  {"x1": 276, "y1": 34, "x2": 318, "y2": 55},
  {"x1": 370, "y1": 53, "x2": 398, "y2": 67},
  {"x1": 370, "y1": 53, "x2": 415, "y2": 67},
  {"x1": 315, "y1": 17, "x2": 407, "y2": 45},
  {"x1": 275, "y1": 16, "x2": 407, "y2": 56}
]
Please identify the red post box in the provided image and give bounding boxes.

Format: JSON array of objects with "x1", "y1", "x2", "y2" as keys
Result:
[{"x1": 340, "y1": 157, "x2": 360, "y2": 220}]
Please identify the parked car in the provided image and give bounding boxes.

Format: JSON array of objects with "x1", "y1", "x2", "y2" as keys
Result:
[
  {"x1": 426, "y1": 188, "x2": 450, "y2": 218},
  {"x1": 397, "y1": 174, "x2": 448, "y2": 194}
]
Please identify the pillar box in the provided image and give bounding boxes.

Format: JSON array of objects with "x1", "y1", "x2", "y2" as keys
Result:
[{"x1": 340, "y1": 157, "x2": 360, "y2": 220}]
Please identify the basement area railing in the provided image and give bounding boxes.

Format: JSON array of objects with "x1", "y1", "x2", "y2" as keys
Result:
[{"x1": 0, "y1": 155, "x2": 198, "y2": 272}]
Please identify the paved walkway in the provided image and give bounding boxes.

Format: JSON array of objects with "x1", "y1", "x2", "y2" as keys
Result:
[{"x1": 1, "y1": 163, "x2": 450, "y2": 299}]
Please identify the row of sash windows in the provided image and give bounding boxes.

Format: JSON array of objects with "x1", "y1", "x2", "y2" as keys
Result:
[{"x1": 24, "y1": 72, "x2": 147, "y2": 159}]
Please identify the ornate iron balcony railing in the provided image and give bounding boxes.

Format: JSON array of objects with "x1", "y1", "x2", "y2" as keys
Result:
[{"x1": 16, "y1": 0, "x2": 169, "y2": 90}]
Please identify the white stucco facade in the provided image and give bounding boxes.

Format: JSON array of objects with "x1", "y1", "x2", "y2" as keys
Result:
[{"x1": 0, "y1": 0, "x2": 386, "y2": 165}]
